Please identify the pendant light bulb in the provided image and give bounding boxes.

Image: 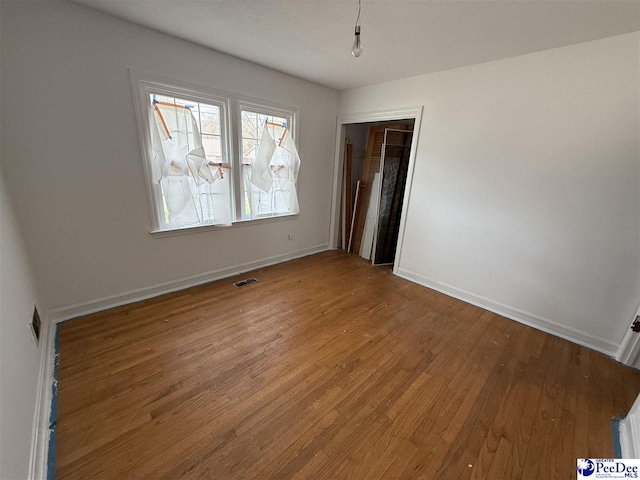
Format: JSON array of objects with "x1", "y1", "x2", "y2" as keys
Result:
[
  {"x1": 351, "y1": 0, "x2": 363, "y2": 57},
  {"x1": 352, "y1": 25, "x2": 363, "y2": 57}
]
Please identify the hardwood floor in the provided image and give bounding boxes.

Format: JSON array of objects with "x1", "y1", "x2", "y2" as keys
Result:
[{"x1": 56, "y1": 251, "x2": 640, "y2": 479}]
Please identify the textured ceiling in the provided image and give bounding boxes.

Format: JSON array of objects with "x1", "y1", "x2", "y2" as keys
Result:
[{"x1": 71, "y1": 0, "x2": 640, "y2": 90}]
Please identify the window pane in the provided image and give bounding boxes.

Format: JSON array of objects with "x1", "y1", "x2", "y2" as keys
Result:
[
  {"x1": 202, "y1": 135, "x2": 222, "y2": 161},
  {"x1": 173, "y1": 97, "x2": 197, "y2": 109},
  {"x1": 241, "y1": 111, "x2": 259, "y2": 139},
  {"x1": 242, "y1": 111, "x2": 288, "y2": 141},
  {"x1": 153, "y1": 94, "x2": 176, "y2": 104},
  {"x1": 200, "y1": 109, "x2": 221, "y2": 135},
  {"x1": 241, "y1": 139, "x2": 257, "y2": 164},
  {"x1": 199, "y1": 102, "x2": 218, "y2": 114},
  {"x1": 240, "y1": 109, "x2": 294, "y2": 219},
  {"x1": 148, "y1": 92, "x2": 231, "y2": 229},
  {"x1": 257, "y1": 113, "x2": 269, "y2": 129}
]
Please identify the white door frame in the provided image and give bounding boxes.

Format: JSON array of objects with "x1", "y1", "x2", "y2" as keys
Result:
[
  {"x1": 617, "y1": 305, "x2": 640, "y2": 366},
  {"x1": 328, "y1": 106, "x2": 424, "y2": 275},
  {"x1": 617, "y1": 327, "x2": 640, "y2": 366},
  {"x1": 620, "y1": 391, "x2": 640, "y2": 458}
]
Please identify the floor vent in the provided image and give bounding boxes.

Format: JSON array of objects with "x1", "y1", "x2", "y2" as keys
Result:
[
  {"x1": 234, "y1": 277, "x2": 258, "y2": 288},
  {"x1": 30, "y1": 305, "x2": 41, "y2": 343}
]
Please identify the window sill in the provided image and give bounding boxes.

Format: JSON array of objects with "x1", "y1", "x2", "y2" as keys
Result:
[{"x1": 150, "y1": 213, "x2": 299, "y2": 238}]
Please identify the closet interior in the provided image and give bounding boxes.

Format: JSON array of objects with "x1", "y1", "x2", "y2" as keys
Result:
[{"x1": 341, "y1": 120, "x2": 415, "y2": 266}]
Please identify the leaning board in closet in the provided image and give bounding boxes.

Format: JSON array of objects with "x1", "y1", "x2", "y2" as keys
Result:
[
  {"x1": 342, "y1": 143, "x2": 353, "y2": 249},
  {"x1": 351, "y1": 123, "x2": 413, "y2": 256}
]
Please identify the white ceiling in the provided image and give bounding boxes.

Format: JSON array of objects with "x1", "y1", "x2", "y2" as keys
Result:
[{"x1": 71, "y1": 0, "x2": 640, "y2": 91}]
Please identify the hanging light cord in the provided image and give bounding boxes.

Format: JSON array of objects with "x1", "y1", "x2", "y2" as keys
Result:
[{"x1": 355, "y1": 0, "x2": 361, "y2": 29}]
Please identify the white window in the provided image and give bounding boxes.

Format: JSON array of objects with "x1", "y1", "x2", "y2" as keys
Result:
[
  {"x1": 130, "y1": 71, "x2": 300, "y2": 234},
  {"x1": 150, "y1": 94, "x2": 231, "y2": 229},
  {"x1": 239, "y1": 106, "x2": 299, "y2": 219}
]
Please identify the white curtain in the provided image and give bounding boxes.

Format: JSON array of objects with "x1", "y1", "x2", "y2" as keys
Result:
[
  {"x1": 149, "y1": 102, "x2": 231, "y2": 228},
  {"x1": 248, "y1": 125, "x2": 300, "y2": 218}
]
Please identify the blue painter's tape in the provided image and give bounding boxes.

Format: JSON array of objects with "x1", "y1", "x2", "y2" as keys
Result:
[
  {"x1": 612, "y1": 414, "x2": 625, "y2": 459},
  {"x1": 47, "y1": 425, "x2": 57, "y2": 480},
  {"x1": 47, "y1": 326, "x2": 60, "y2": 480}
]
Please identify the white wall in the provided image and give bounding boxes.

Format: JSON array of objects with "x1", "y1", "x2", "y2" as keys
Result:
[
  {"x1": 345, "y1": 123, "x2": 368, "y2": 185},
  {"x1": 1, "y1": 1, "x2": 338, "y2": 316},
  {"x1": 0, "y1": 3, "x2": 44, "y2": 472},
  {"x1": 345, "y1": 123, "x2": 369, "y2": 203},
  {"x1": 339, "y1": 33, "x2": 640, "y2": 355},
  {"x1": 0, "y1": 172, "x2": 43, "y2": 480}
]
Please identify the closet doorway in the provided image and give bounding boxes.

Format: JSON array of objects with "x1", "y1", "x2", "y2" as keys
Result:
[
  {"x1": 337, "y1": 118, "x2": 416, "y2": 268},
  {"x1": 372, "y1": 128, "x2": 413, "y2": 265}
]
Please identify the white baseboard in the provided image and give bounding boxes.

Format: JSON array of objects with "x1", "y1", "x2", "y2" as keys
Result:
[
  {"x1": 34, "y1": 247, "x2": 626, "y2": 478},
  {"x1": 28, "y1": 245, "x2": 329, "y2": 478},
  {"x1": 49, "y1": 244, "x2": 330, "y2": 323},
  {"x1": 617, "y1": 328, "x2": 640, "y2": 365},
  {"x1": 28, "y1": 316, "x2": 57, "y2": 480},
  {"x1": 616, "y1": 305, "x2": 640, "y2": 366},
  {"x1": 396, "y1": 268, "x2": 620, "y2": 357}
]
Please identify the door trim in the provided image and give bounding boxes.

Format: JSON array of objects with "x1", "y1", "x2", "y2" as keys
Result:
[
  {"x1": 329, "y1": 106, "x2": 424, "y2": 275},
  {"x1": 617, "y1": 305, "x2": 640, "y2": 366}
]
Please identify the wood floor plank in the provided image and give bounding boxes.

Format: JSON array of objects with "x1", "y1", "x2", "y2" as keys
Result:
[{"x1": 56, "y1": 251, "x2": 640, "y2": 480}]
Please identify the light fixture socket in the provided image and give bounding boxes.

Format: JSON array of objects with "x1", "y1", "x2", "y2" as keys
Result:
[{"x1": 352, "y1": 24, "x2": 363, "y2": 57}]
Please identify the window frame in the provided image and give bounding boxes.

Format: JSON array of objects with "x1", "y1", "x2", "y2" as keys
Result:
[
  {"x1": 130, "y1": 70, "x2": 299, "y2": 236},
  {"x1": 237, "y1": 101, "x2": 297, "y2": 221}
]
